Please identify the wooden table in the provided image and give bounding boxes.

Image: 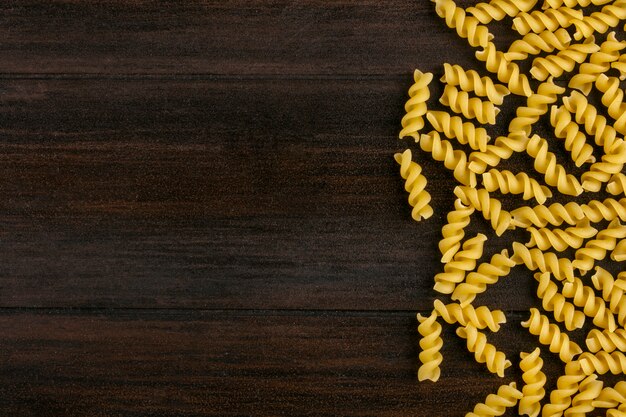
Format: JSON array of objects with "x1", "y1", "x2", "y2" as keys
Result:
[{"x1": 0, "y1": 1, "x2": 611, "y2": 415}]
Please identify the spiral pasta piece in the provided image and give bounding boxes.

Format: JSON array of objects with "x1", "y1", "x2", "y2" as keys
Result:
[
  {"x1": 452, "y1": 250, "x2": 515, "y2": 306},
  {"x1": 535, "y1": 272, "x2": 585, "y2": 331},
  {"x1": 427, "y1": 111, "x2": 490, "y2": 152},
  {"x1": 572, "y1": 219, "x2": 626, "y2": 275},
  {"x1": 579, "y1": 351, "x2": 626, "y2": 376},
  {"x1": 565, "y1": 374, "x2": 603, "y2": 417},
  {"x1": 530, "y1": 37, "x2": 600, "y2": 81},
  {"x1": 568, "y1": 32, "x2": 626, "y2": 95},
  {"x1": 510, "y1": 199, "x2": 626, "y2": 229},
  {"x1": 395, "y1": 149, "x2": 434, "y2": 221},
  {"x1": 505, "y1": 29, "x2": 572, "y2": 61},
  {"x1": 512, "y1": 242, "x2": 575, "y2": 282},
  {"x1": 522, "y1": 308, "x2": 582, "y2": 363},
  {"x1": 608, "y1": 173, "x2": 626, "y2": 196},
  {"x1": 440, "y1": 84, "x2": 500, "y2": 125},
  {"x1": 468, "y1": 132, "x2": 530, "y2": 174},
  {"x1": 611, "y1": 239, "x2": 626, "y2": 261},
  {"x1": 570, "y1": 1, "x2": 626, "y2": 41},
  {"x1": 417, "y1": 312, "x2": 443, "y2": 382},
  {"x1": 586, "y1": 329, "x2": 626, "y2": 353},
  {"x1": 399, "y1": 70, "x2": 434, "y2": 140},
  {"x1": 417, "y1": 131, "x2": 476, "y2": 187},
  {"x1": 519, "y1": 348, "x2": 546, "y2": 417},
  {"x1": 526, "y1": 134, "x2": 583, "y2": 196},
  {"x1": 512, "y1": 7, "x2": 583, "y2": 35},
  {"x1": 593, "y1": 381, "x2": 626, "y2": 408},
  {"x1": 563, "y1": 90, "x2": 625, "y2": 155},
  {"x1": 439, "y1": 198, "x2": 474, "y2": 263},
  {"x1": 467, "y1": 0, "x2": 537, "y2": 24},
  {"x1": 542, "y1": 361, "x2": 586, "y2": 417},
  {"x1": 526, "y1": 221, "x2": 597, "y2": 252},
  {"x1": 476, "y1": 41, "x2": 532, "y2": 97},
  {"x1": 466, "y1": 382, "x2": 523, "y2": 417},
  {"x1": 561, "y1": 276, "x2": 617, "y2": 331},
  {"x1": 613, "y1": 54, "x2": 626, "y2": 80},
  {"x1": 542, "y1": 0, "x2": 613, "y2": 8},
  {"x1": 441, "y1": 63, "x2": 509, "y2": 105},
  {"x1": 456, "y1": 324, "x2": 511, "y2": 377},
  {"x1": 596, "y1": 74, "x2": 626, "y2": 135},
  {"x1": 434, "y1": 233, "x2": 487, "y2": 294},
  {"x1": 509, "y1": 77, "x2": 565, "y2": 136},
  {"x1": 432, "y1": 0, "x2": 493, "y2": 48},
  {"x1": 591, "y1": 267, "x2": 626, "y2": 327},
  {"x1": 453, "y1": 186, "x2": 512, "y2": 236},
  {"x1": 433, "y1": 299, "x2": 506, "y2": 332},
  {"x1": 511, "y1": 203, "x2": 580, "y2": 228},
  {"x1": 482, "y1": 169, "x2": 552, "y2": 204},
  {"x1": 550, "y1": 105, "x2": 595, "y2": 167}
]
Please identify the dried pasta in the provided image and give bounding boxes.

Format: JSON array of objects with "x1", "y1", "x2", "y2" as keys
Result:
[
  {"x1": 427, "y1": 111, "x2": 490, "y2": 152},
  {"x1": 456, "y1": 324, "x2": 511, "y2": 377},
  {"x1": 512, "y1": 7, "x2": 583, "y2": 35},
  {"x1": 535, "y1": 272, "x2": 586, "y2": 331},
  {"x1": 395, "y1": 149, "x2": 434, "y2": 221},
  {"x1": 400, "y1": 70, "x2": 434, "y2": 140},
  {"x1": 440, "y1": 63, "x2": 509, "y2": 105},
  {"x1": 466, "y1": 382, "x2": 522, "y2": 417},
  {"x1": 433, "y1": 299, "x2": 506, "y2": 332},
  {"x1": 434, "y1": 233, "x2": 487, "y2": 294},
  {"x1": 519, "y1": 348, "x2": 546, "y2": 417},
  {"x1": 417, "y1": 312, "x2": 443, "y2": 382},
  {"x1": 482, "y1": 169, "x2": 552, "y2": 204},
  {"x1": 439, "y1": 84, "x2": 500, "y2": 125},
  {"x1": 522, "y1": 308, "x2": 582, "y2": 363}
]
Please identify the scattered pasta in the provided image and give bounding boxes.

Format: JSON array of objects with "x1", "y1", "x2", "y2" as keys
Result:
[{"x1": 396, "y1": 1, "x2": 626, "y2": 415}]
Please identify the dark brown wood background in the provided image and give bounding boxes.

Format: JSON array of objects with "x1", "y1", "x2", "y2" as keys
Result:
[{"x1": 1, "y1": 1, "x2": 621, "y2": 416}]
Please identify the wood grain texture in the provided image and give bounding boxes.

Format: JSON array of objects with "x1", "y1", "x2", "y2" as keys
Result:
[
  {"x1": 0, "y1": 0, "x2": 512, "y2": 76},
  {"x1": 0, "y1": 310, "x2": 570, "y2": 417}
]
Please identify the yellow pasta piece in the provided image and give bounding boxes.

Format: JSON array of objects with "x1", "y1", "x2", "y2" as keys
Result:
[
  {"x1": 456, "y1": 324, "x2": 511, "y2": 377},
  {"x1": 434, "y1": 233, "x2": 487, "y2": 294},
  {"x1": 519, "y1": 348, "x2": 546, "y2": 417},
  {"x1": 476, "y1": 41, "x2": 532, "y2": 96},
  {"x1": 570, "y1": 1, "x2": 626, "y2": 41},
  {"x1": 591, "y1": 267, "x2": 626, "y2": 327},
  {"x1": 439, "y1": 84, "x2": 500, "y2": 125},
  {"x1": 451, "y1": 249, "x2": 514, "y2": 306},
  {"x1": 596, "y1": 73, "x2": 626, "y2": 135},
  {"x1": 468, "y1": 132, "x2": 530, "y2": 174},
  {"x1": 433, "y1": 299, "x2": 506, "y2": 332},
  {"x1": 542, "y1": 361, "x2": 586, "y2": 417},
  {"x1": 611, "y1": 238, "x2": 626, "y2": 261},
  {"x1": 395, "y1": 149, "x2": 434, "y2": 221},
  {"x1": 466, "y1": 382, "x2": 522, "y2": 417},
  {"x1": 613, "y1": 54, "x2": 626, "y2": 80},
  {"x1": 579, "y1": 351, "x2": 626, "y2": 376},
  {"x1": 508, "y1": 77, "x2": 565, "y2": 137},
  {"x1": 542, "y1": 0, "x2": 612, "y2": 9},
  {"x1": 399, "y1": 70, "x2": 434, "y2": 140},
  {"x1": 535, "y1": 272, "x2": 585, "y2": 331},
  {"x1": 505, "y1": 29, "x2": 571, "y2": 61},
  {"x1": 439, "y1": 198, "x2": 474, "y2": 263},
  {"x1": 453, "y1": 186, "x2": 512, "y2": 236},
  {"x1": 593, "y1": 381, "x2": 626, "y2": 408},
  {"x1": 550, "y1": 104, "x2": 595, "y2": 167},
  {"x1": 467, "y1": 0, "x2": 537, "y2": 24},
  {"x1": 568, "y1": 32, "x2": 626, "y2": 95},
  {"x1": 526, "y1": 134, "x2": 583, "y2": 196},
  {"x1": 432, "y1": 0, "x2": 493, "y2": 48},
  {"x1": 511, "y1": 242, "x2": 575, "y2": 282},
  {"x1": 526, "y1": 221, "x2": 597, "y2": 252},
  {"x1": 530, "y1": 37, "x2": 600, "y2": 81},
  {"x1": 564, "y1": 374, "x2": 603, "y2": 417},
  {"x1": 573, "y1": 219, "x2": 626, "y2": 275},
  {"x1": 586, "y1": 328, "x2": 626, "y2": 353},
  {"x1": 427, "y1": 111, "x2": 491, "y2": 152},
  {"x1": 441, "y1": 63, "x2": 509, "y2": 105},
  {"x1": 512, "y1": 7, "x2": 583, "y2": 35},
  {"x1": 562, "y1": 276, "x2": 617, "y2": 331},
  {"x1": 417, "y1": 131, "x2": 476, "y2": 187},
  {"x1": 417, "y1": 312, "x2": 443, "y2": 382},
  {"x1": 522, "y1": 308, "x2": 582, "y2": 363},
  {"x1": 608, "y1": 173, "x2": 626, "y2": 196},
  {"x1": 482, "y1": 169, "x2": 552, "y2": 204}
]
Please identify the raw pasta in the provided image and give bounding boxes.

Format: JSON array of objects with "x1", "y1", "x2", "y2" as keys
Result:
[
  {"x1": 522, "y1": 308, "x2": 582, "y2": 363},
  {"x1": 395, "y1": 149, "x2": 434, "y2": 221},
  {"x1": 519, "y1": 348, "x2": 546, "y2": 417}
]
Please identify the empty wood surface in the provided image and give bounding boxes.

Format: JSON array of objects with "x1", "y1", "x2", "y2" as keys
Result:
[{"x1": 0, "y1": 1, "x2": 611, "y2": 416}]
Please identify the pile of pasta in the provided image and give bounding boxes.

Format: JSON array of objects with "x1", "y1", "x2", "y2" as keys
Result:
[{"x1": 397, "y1": 0, "x2": 626, "y2": 415}]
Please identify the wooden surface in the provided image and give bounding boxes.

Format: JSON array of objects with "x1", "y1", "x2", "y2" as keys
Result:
[{"x1": 0, "y1": 1, "x2": 613, "y2": 416}]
